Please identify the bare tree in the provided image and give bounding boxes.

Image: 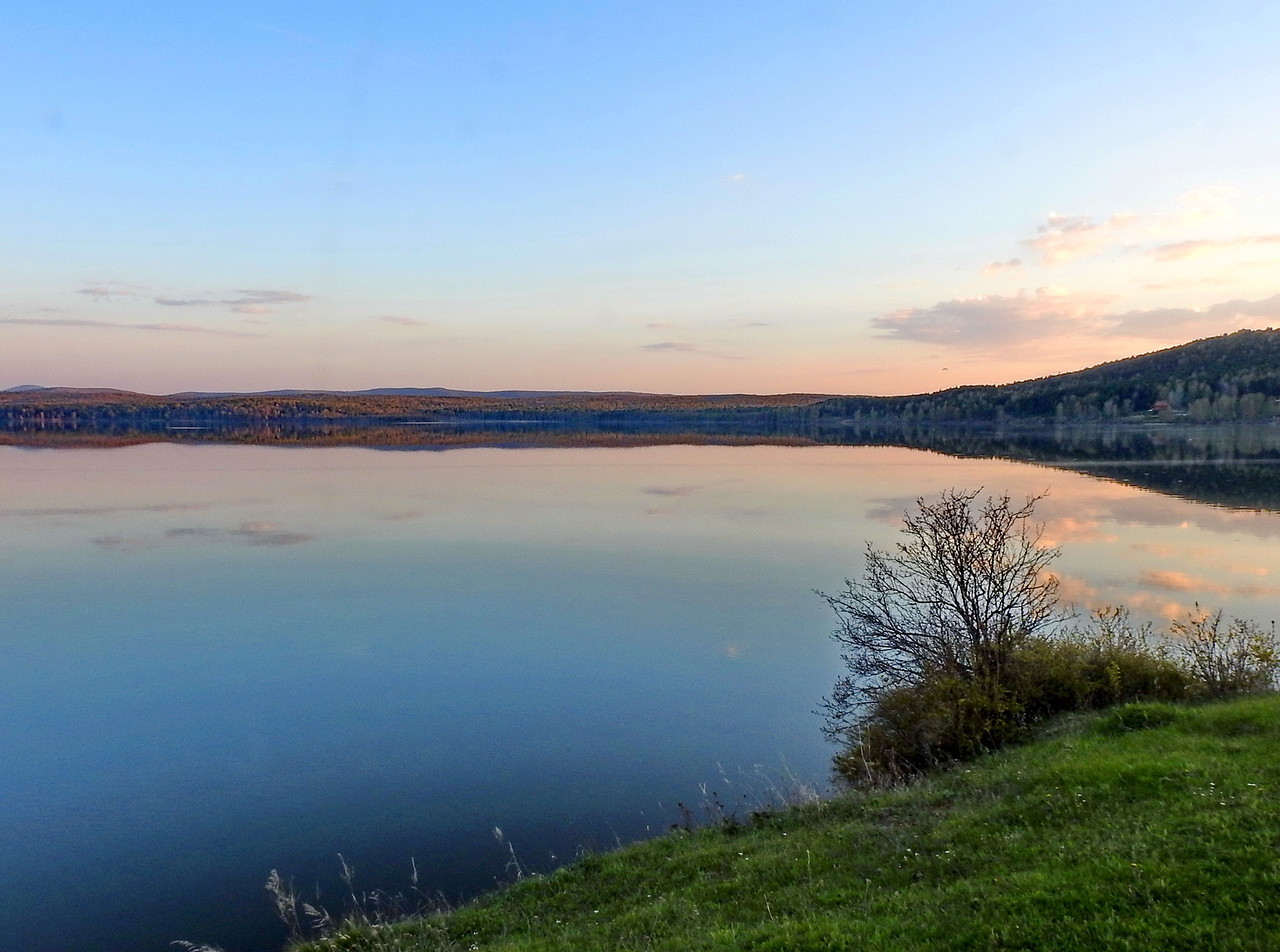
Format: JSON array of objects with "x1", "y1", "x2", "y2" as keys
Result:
[{"x1": 817, "y1": 488, "x2": 1065, "y2": 739}]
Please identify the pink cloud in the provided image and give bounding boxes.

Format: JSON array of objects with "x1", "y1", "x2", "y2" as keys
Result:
[
  {"x1": 1023, "y1": 212, "x2": 1140, "y2": 265},
  {"x1": 874, "y1": 289, "x2": 1280, "y2": 350},
  {"x1": 1150, "y1": 234, "x2": 1280, "y2": 262},
  {"x1": 981, "y1": 258, "x2": 1022, "y2": 276}
]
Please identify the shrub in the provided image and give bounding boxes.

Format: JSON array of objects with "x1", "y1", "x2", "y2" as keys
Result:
[
  {"x1": 817, "y1": 489, "x2": 1064, "y2": 743},
  {"x1": 1171, "y1": 605, "x2": 1280, "y2": 697},
  {"x1": 819, "y1": 489, "x2": 1275, "y2": 787},
  {"x1": 833, "y1": 673, "x2": 1028, "y2": 783},
  {"x1": 1091, "y1": 702, "x2": 1181, "y2": 735}
]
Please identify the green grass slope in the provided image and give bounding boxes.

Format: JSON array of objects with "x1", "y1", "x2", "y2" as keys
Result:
[{"x1": 293, "y1": 696, "x2": 1280, "y2": 952}]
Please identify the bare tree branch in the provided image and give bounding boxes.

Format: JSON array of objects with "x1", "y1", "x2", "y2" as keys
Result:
[{"x1": 816, "y1": 488, "x2": 1066, "y2": 740}]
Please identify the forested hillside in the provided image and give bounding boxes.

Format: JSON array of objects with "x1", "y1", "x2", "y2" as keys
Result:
[{"x1": 814, "y1": 328, "x2": 1280, "y2": 423}]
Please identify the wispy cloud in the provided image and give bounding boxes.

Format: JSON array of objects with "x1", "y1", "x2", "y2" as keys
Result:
[
  {"x1": 154, "y1": 289, "x2": 309, "y2": 314},
  {"x1": 1023, "y1": 213, "x2": 1140, "y2": 265},
  {"x1": 0, "y1": 318, "x2": 264, "y2": 337},
  {"x1": 1150, "y1": 234, "x2": 1280, "y2": 262},
  {"x1": 78, "y1": 286, "x2": 139, "y2": 299},
  {"x1": 641, "y1": 341, "x2": 743, "y2": 360},
  {"x1": 981, "y1": 258, "x2": 1022, "y2": 276}
]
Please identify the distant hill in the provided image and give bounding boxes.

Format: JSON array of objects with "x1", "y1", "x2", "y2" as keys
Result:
[
  {"x1": 167, "y1": 387, "x2": 660, "y2": 398},
  {"x1": 7, "y1": 329, "x2": 1280, "y2": 425},
  {"x1": 2, "y1": 385, "x2": 141, "y2": 396},
  {"x1": 5, "y1": 385, "x2": 657, "y2": 399},
  {"x1": 815, "y1": 328, "x2": 1280, "y2": 423}
]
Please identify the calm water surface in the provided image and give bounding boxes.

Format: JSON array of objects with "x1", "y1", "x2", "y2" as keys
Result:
[{"x1": 3, "y1": 442, "x2": 1280, "y2": 952}]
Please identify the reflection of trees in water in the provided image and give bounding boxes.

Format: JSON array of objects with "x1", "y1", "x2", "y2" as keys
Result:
[
  {"x1": 822, "y1": 423, "x2": 1280, "y2": 514},
  {"x1": 5, "y1": 418, "x2": 1280, "y2": 513}
]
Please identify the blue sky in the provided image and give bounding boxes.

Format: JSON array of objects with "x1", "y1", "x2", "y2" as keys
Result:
[{"x1": 4, "y1": 0, "x2": 1279, "y2": 393}]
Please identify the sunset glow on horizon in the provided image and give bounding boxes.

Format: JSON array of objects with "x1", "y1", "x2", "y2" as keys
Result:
[{"x1": 4, "y1": 1, "x2": 1279, "y2": 396}]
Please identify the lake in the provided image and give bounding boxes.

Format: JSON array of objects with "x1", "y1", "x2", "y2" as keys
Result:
[{"x1": 4, "y1": 434, "x2": 1280, "y2": 952}]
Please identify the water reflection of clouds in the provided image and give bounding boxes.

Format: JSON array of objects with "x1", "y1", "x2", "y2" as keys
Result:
[
  {"x1": 1103, "y1": 495, "x2": 1280, "y2": 540},
  {"x1": 5, "y1": 503, "x2": 209, "y2": 518},
  {"x1": 91, "y1": 522, "x2": 316, "y2": 550},
  {"x1": 642, "y1": 485, "x2": 701, "y2": 498},
  {"x1": 1130, "y1": 543, "x2": 1272, "y2": 579},
  {"x1": 864, "y1": 496, "x2": 919, "y2": 526},
  {"x1": 1139, "y1": 569, "x2": 1217, "y2": 593},
  {"x1": 1039, "y1": 515, "x2": 1116, "y2": 547},
  {"x1": 380, "y1": 509, "x2": 430, "y2": 522},
  {"x1": 230, "y1": 523, "x2": 315, "y2": 547},
  {"x1": 1055, "y1": 569, "x2": 1190, "y2": 621},
  {"x1": 92, "y1": 534, "x2": 155, "y2": 552},
  {"x1": 1121, "y1": 592, "x2": 1190, "y2": 621},
  {"x1": 1052, "y1": 572, "x2": 1099, "y2": 607},
  {"x1": 1137, "y1": 569, "x2": 1279, "y2": 598}
]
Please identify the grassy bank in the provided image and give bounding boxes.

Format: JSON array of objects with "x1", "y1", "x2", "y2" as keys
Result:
[{"x1": 288, "y1": 695, "x2": 1280, "y2": 951}]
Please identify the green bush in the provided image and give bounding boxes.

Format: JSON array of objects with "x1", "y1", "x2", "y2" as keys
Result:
[
  {"x1": 820, "y1": 491, "x2": 1278, "y2": 787},
  {"x1": 833, "y1": 673, "x2": 1027, "y2": 783},
  {"x1": 831, "y1": 608, "x2": 1235, "y2": 785},
  {"x1": 1009, "y1": 609, "x2": 1194, "y2": 720},
  {"x1": 1171, "y1": 605, "x2": 1280, "y2": 697},
  {"x1": 1090, "y1": 702, "x2": 1181, "y2": 735}
]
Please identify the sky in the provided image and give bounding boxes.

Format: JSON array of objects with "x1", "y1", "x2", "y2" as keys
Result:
[{"x1": 3, "y1": 0, "x2": 1279, "y2": 395}]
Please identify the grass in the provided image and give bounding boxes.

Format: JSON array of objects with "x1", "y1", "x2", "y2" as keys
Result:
[{"x1": 283, "y1": 694, "x2": 1280, "y2": 952}]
